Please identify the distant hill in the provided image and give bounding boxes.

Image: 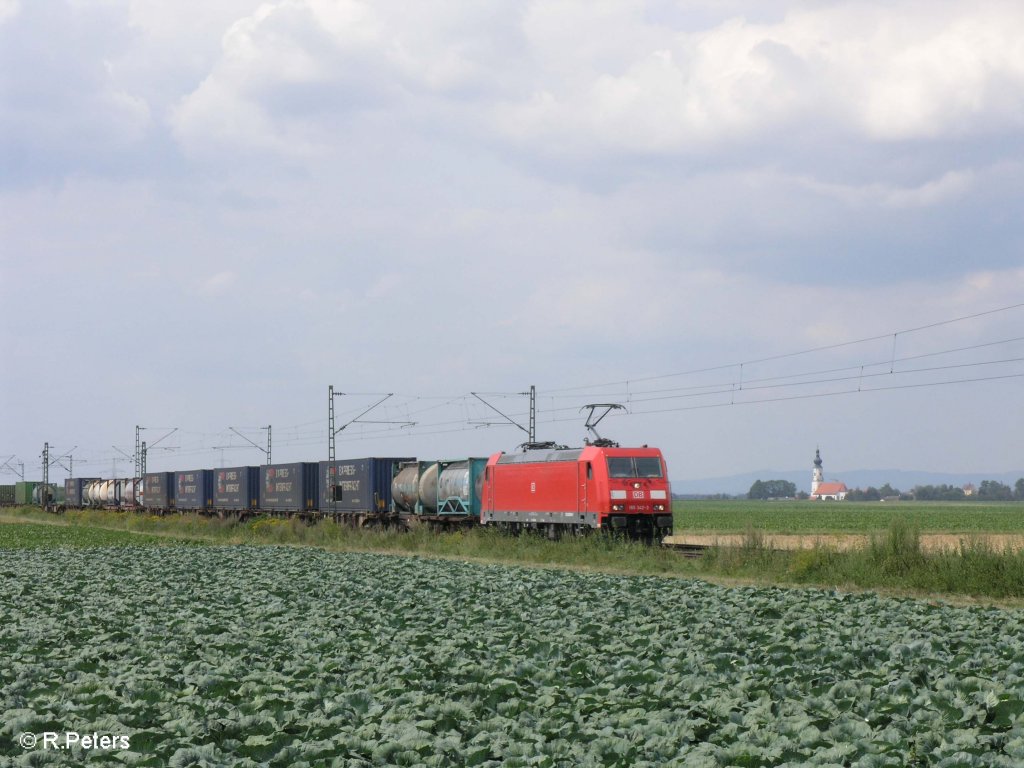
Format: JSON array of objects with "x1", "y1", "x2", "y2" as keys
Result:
[{"x1": 674, "y1": 469, "x2": 1024, "y2": 497}]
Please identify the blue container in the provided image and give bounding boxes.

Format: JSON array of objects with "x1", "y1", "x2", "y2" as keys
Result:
[
  {"x1": 64, "y1": 478, "x2": 99, "y2": 507},
  {"x1": 213, "y1": 466, "x2": 260, "y2": 511},
  {"x1": 175, "y1": 470, "x2": 214, "y2": 511},
  {"x1": 259, "y1": 463, "x2": 319, "y2": 512},
  {"x1": 144, "y1": 472, "x2": 176, "y2": 510},
  {"x1": 318, "y1": 457, "x2": 413, "y2": 514}
]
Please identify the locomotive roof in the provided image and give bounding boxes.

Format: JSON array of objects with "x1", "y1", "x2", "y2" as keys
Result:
[
  {"x1": 496, "y1": 448, "x2": 584, "y2": 464},
  {"x1": 495, "y1": 445, "x2": 663, "y2": 465}
]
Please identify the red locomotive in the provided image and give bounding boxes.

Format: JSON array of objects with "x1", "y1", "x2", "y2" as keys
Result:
[{"x1": 481, "y1": 444, "x2": 672, "y2": 538}]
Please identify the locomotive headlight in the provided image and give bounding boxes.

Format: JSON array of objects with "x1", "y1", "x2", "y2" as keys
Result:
[
  {"x1": 653, "y1": 504, "x2": 665, "y2": 511},
  {"x1": 612, "y1": 504, "x2": 624, "y2": 511}
]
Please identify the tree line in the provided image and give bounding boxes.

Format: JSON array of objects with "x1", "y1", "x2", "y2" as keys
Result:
[{"x1": 748, "y1": 478, "x2": 1024, "y2": 501}]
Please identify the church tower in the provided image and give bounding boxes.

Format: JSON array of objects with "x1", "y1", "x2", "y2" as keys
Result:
[{"x1": 811, "y1": 448, "x2": 823, "y2": 497}]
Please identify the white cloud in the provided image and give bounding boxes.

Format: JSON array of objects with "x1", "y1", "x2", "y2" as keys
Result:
[
  {"x1": 0, "y1": 0, "x2": 18, "y2": 25},
  {"x1": 498, "y1": 2, "x2": 1024, "y2": 152},
  {"x1": 163, "y1": 1, "x2": 1024, "y2": 162},
  {"x1": 196, "y1": 270, "x2": 238, "y2": 296},
  {"x1": 797, "y1": 169, "x2": 976, "y2": 209}
]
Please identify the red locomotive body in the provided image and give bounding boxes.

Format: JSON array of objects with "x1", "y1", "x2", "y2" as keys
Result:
[{"x1": 480, "y1": 445, "x2": 672, "y2": 538}]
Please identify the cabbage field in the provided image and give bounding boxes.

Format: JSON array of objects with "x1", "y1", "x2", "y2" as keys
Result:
[{"x1": 2, "y1": 543, "x2": 1024, "y2": 766}]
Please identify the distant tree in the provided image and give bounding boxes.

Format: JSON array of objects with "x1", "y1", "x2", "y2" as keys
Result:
[
  {"x1": 913, "y1": 484, "x2": 966, "y2": 501},
  {"x1": 748, "y1": 479, "x2": 796, "y2": 499},
  {"x1": 878, "y1": 483, "x2": 900, "y2": 498},
  {"x1": 846, "y1": 486, "x2": 881, "y2": 502},
  {"x1": 978, "y1": 480, "x2": 1014, "y2": 501},
  {"x1": 796, "y1": 490, "x2": 809, "y2": 500},
  {"x1": 1015, "y1": 478, "x2": 1024, "y2": 501}
]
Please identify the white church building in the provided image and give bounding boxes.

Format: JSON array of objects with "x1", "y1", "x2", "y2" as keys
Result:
[{"x1": 810, "y1": 448, "x2": 848, "y2": 500}]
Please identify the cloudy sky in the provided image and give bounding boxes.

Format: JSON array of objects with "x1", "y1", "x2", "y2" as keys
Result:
[{"x1": 2, "y1": 0, "x2": 1023, "y2": 489}]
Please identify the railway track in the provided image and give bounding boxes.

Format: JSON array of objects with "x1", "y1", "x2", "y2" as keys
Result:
[{"x1": 663, "y1": 541, "x2": 709, "y2": 558}]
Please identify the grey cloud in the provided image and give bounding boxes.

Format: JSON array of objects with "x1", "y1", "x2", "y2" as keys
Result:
[{"x1": 3, "y1": 1, "x2": 1023, "y2": 480}]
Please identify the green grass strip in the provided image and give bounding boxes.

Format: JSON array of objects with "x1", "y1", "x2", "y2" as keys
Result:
[{"x1": 3, "y1": 506, "x2": 1024, "y2": 601}]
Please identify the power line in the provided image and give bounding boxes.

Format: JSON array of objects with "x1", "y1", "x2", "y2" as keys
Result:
[{"x1": 544, "y1": 300, "x2": 1024, "y2": 394}]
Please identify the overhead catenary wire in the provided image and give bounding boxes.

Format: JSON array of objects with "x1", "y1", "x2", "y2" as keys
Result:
[
  {"x1": 15, "y1": 302, "x2": 1022, "y2": 471},
  {"x1": 543, "y1": 300, "x2": 1024, "y2": 394}
]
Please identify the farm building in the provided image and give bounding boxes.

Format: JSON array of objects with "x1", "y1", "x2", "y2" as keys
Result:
[{"x1": 811, "y1": 481, "x2": 848, "y2": 501}]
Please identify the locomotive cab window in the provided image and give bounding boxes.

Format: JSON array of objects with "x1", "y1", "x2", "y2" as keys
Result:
[
  {"x1": 607, "y1": 457, "x2": 664, "y2": 478},
  {"x1": 635, "y1": 457, "x2": 663, "y2": 478}
]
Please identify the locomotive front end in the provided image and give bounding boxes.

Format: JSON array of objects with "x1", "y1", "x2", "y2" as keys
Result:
[{"x1": 601, "y1": 448, "x2": 673, "y2": 538}]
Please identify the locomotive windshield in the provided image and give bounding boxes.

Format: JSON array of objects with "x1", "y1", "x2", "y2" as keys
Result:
[{"x1": 607, "y1": 457, "x2": 664, "y2": 478}]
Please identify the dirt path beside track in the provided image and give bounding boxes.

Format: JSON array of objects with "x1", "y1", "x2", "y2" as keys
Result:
[{"x1": 664, "y1": 533, "x2": 1024, "y2": 552}]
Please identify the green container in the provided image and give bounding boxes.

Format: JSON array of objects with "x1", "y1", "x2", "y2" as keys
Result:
[
  {"x1": 0, "y1": 485, "x2": 14, "y2": 505},
  {"x1": 15, "y1": 481, "x2": 39, "y2": 505}
]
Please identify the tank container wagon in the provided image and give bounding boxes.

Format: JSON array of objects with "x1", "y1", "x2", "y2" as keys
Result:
[
  {"x1": 391, "y1": 458, "x2": 488, "y2": 526},
  {"x1": 83, "y1": 479, "x2": 123, "y2": 508},
  {"x1": 31, "y1": 484, "x2": 62, "y2": 506},
  {"x1": 119, "y1": 478, "x2": 144, "y2": 508},
  {"x1": 480, "y1": 445, "x2": 672, "y2": 538}
]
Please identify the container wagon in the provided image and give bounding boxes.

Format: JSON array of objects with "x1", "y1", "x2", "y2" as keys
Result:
[
  {"x1": 213, "y1": 466, "x2": 260, "y2": 515},
  {"x1": 15, "y1": 481, "x2": 40, "y2": 506},
  {"x1": 259, "y1": 463, "x2": 319, "y2": 513},
  {"x1": 318, "y1": 457, "x2": 413, "y2": 525},
  {"x1": 65, "y1": 478, "x2": 100, "y2": 508},
  {"x1": 175, "y1": 470, "x2": 214, "y2": 512},
  {"x1": 143, "y1": 471, "x2": 176, "y2": 511}
]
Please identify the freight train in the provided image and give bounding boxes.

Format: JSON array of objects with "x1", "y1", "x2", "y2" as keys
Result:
[{"x1": 54, "y1": 443, "x2": 673, "y2": 539}]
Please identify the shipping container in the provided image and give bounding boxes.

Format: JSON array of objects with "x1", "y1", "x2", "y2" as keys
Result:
[
  {"x1": 0, "y1": 485, "x2": 15, "y2": 505},
  {"x1": 213, "y1": 466, "x2": 260, "y2": 511},
  {"x1": 318, "y1": 457, "x2": 413, "y2": 514},
  {"x1": 143, "y1": 471, "x2": 176, "y2": 510},
  {"x1": 15, "y1": 481, "x2": 40, "y2": 506},
  {"x1": 64, "y1": 478, "x2": 100, "y2": 507},
  {"x1": 174, "y1": 470, "x2": 214, "y2": 511},
  {"x1": 259, "y1": 463, "x2": 318, "y2": 512}
]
